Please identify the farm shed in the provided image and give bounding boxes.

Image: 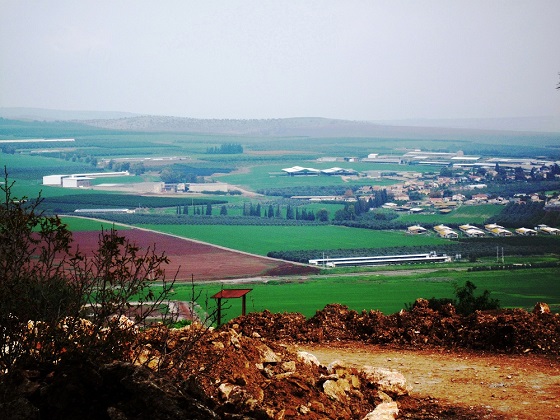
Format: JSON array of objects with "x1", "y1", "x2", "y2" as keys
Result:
[
  {"x1": 459, "y1": 224, "x2": 486, "y2": 237},
  {"x1": 407, "y1": 225, "x2": 427, "y2": 234},
  {"x1": 464, "y1": 228, "x2": 486, "y2": 237},
  {"x1": 62, "y1": 176, "x2": 93, "y2": 188},
  {"x1": 536, "y1": 225, "x2": 560, "y2": 235},
  {"x1": 309, "y1": 252, "x2": 450, "y2": 268},
  {"x1": 484, "y1": 223, "x2": 504, "y2": 232},
  {"x1": 74, "y1": 208, "x2": 133, "y2": 214},
  {"x1": 188, "y1": 183, "x2": 228, "y2": 193},
  {"x1": 515, "y1": 227, "x2": 538, "y2": 236},
  {"x1": 282, "y1": 166, "x2": 321, "y2": 176},
  {"x1": 43, "y1": 171, "x2": 130, "y2": 186},
  {"x1": 489, "y1": 227, "x2": 513, "y2": 237},
  {"x1": 433, "y1": 225, "x2": 458, "y2": 239},
  {"x1": 42, "y1": 174, "x2": 66, "y2": 185},
  {"x1": 320, "y1": 167, "x2": 358, "y2": 176}
]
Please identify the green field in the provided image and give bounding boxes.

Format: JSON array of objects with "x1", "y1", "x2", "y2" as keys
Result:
[
  {"x1": 4, "y1": 119, "x2": 560, "y2": 326},
  {"x1": 61, "y1": 216, "x2": 130, "y2": 232},
  {"x1": 217, "y1": 162, "x2": 398, "y2": 191},
  {"x1": 140, "y1": 224, "x2": 447, "y2": 255},
  {"x1": 168, "y1": 266, "x2": 560, "y2": 324}
]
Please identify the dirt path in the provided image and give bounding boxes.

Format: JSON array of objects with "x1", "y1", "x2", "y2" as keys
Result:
[{"x1": 298, "y1": 343, "x2": 560, "y2": 419}]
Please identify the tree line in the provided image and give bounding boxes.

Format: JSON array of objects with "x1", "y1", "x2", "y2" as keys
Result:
[
  {"x1": 90, "y1": 213, "x2": 327, "y2": 226},
  {"x1": 267, "y1": 236, "x2": 560, "y2": 263},
  {"x1": 486, "y1": 201, "x2": 560, "y2": 228},
  {"x1": 206, "y1": 143, "x2": 243, "y2": 154}
]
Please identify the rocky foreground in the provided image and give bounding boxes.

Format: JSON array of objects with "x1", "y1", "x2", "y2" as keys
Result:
[{"x1": 2, "y1": 301, "x2": 559, "y2": 419}]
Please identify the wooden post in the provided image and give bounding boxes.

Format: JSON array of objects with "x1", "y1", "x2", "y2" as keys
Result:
[
  {"x1": 242, "y1": 295, "x2": 247, "y2": 316},
  {"x1": 216, "y1": 298, "x2": 222, "y2": 327}
]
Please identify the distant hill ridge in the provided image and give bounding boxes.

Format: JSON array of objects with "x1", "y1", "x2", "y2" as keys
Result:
[
  {"x1": 1, "y1": 107, "x2": 559, "y2": 136},
  {"x1": 80, "y1": 114, "x2": 560, "y2": 139},
  {"x1": 80, "y1": 115, "x2": 386, "y2": 136}
]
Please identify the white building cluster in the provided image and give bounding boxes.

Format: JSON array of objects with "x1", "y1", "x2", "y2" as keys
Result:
[
  {"x1": 43, "y1": 171, "x2": 130, "y2": 188},
  {"x1": 408, "y1": 223, "x2": 560, "y2": 237}
]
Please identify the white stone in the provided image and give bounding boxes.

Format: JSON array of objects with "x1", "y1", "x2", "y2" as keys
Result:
[
  {"x1": 296, "y1": 351, "x2": 320, "y2": 367},
  {"x1": 362, "y1": 401, "x2": 399, "y2": 420},
  {"x1": 362, "y1": 366, "x2": 411, "y2": 397}
]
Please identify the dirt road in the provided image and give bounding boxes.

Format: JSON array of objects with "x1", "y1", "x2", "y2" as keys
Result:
[{"x1": 298, "y1": 342, "x2": 560, "y2": 419}]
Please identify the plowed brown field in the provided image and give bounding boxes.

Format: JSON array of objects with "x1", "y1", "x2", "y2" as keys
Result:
[{"x1": 70, "y1": 229, "x2": 318, "y2": 282}]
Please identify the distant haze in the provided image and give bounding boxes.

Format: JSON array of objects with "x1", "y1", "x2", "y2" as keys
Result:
[{"x1": 1, "y1": 1, "x2": 559, "y2": 122}]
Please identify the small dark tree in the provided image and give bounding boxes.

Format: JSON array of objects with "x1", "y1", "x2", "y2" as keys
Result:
[
  {"x1": 316, "y1": 208, "x2": 329, "y2": 222},
  {"x1": 286, "y1": 205, "x2": 294, "y2": 220},
  {"x1": 454, "y1": 281, "x2": 500, "y2": 315}
]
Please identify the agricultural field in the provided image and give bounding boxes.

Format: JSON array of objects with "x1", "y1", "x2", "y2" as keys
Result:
[
  {"x1": 61, "y1": 216, "x2": 129, "y2": 232},
  {"x1": 215, "y1": 161, "x2": 399, "y2": 191},
  {"x1": 138, "y1": 224, "x2": 447, "y2": 256},
  {"x1": 60, "y1": 229, "x2": 316, "y2": 282},
  {"x1": 2, "y1": 117, "x2": 560, "y2": 324},
  {"x1": 169, "y1": 266, "x2": 560, "y2": 324}
]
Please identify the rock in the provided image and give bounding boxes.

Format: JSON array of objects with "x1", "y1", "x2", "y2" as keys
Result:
[
  {"x1": 362, "y1": 366, "x2": 411, "y2": 397},
  {"x1": 212, "y1": 341, "x2": 225, "y2": 349},
  {"x1": 413, "y1": 298, "x2": 430, "y2": 309},
  {"x1": 254, "y1": 343, "x2": 281, "y2": 363},
  {"x1": 327, "y1": 360, "x2": 348, "y2": 375},
  {"x1": 323, "y1": 378, "x2": 350, "y2": 401},
  {"x1": 280, "y1": 361, "x2": 296, "y2": 373},
  {"x1": 533, "y1": 302, "x2": 550, "y2": 314},
  {"x1": 362, "y1": 401, "x2": 399, "y2": 419},
  {"x1": 377, "y1": 390, "x2": 393, "y2": 403},
  {"x1": 218, "y1": 383, "x2": 244, "y2": 404},
  {"x1": 230, "y1": 334, "x2": 241, "y2": 349},
  {"x1": 298, "y1": 404, "x2": 310, "y2": 414},
  {"x1": 296, "y1": 351, "x2": 320, "y2": 367},
  {"x1": 350, "y1": 374, "x2": 361, "y2": 389}
]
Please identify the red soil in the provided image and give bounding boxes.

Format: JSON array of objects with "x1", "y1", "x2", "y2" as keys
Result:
[{"x1": 69, "y1": 229, "x2": 318, "y2": 282}]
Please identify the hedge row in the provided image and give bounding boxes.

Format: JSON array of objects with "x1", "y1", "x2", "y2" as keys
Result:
[{"x1": 267, "y1": 237, "x2": 560, "y2": 263}]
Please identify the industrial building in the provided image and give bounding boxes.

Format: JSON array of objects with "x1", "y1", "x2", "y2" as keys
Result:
[
  {"x1": 62, "y1": 176, "x2": 93, "y2": 188},
  {"x1": 515, "y1": 227, "x2": 538, "y2": 236},
  {"x1": 407, "y1": 225, "x2": 427, "y2": 234},
  {"x1": 433, "y1": 224, "x2": 459, "y2": 239},
  {"x1": 459, "y1": 224, "x2": 486, "y2": 237},
  {"x1": 536, "y1": 225, "x2": 560, "y2": 235},
  {"x1": 484, "y1": 224, "x2": 513, "y2": 237},
  {"x1": 309, "y1": 252, "x2": 451, "y2": 268},
  {"x1": 74, "y1": 208, "x2": 134, "y2": 214},
  {"x1": 282, "y1": 166, "x2": 357, "y2": 176},
  {"x1": 43, "y1": 171, "x2": 130, "y2": 187},
  {"x1": 281, "y1": 166, "x2": 321, "y2": 176}
]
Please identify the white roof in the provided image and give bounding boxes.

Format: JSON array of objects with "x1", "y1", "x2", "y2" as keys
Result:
[{"x1": 282, "y1": 166, "x2": 320, "y2": 174}]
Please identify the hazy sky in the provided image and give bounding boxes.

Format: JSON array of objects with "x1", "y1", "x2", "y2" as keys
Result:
[{"x1": 1, "y1": 1, "x2": 559, "y2": 121}]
